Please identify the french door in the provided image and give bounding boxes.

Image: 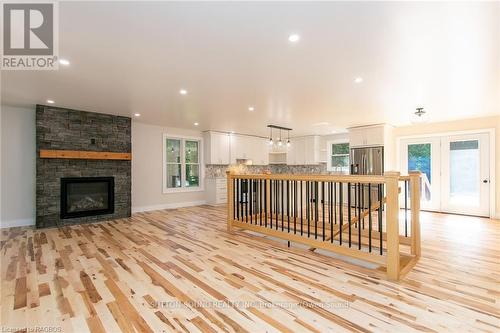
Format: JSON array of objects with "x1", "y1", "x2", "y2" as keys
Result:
[{"x1": 400, "y1": 132, "x2": 490, "y2": 217}]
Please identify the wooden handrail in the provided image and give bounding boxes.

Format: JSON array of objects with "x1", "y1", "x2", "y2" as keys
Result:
[
  {"x1": 226, "y1": 171, "x2": 422, "y2": 280},
  {"x1": 230, "y1": 173, "x2": 386, "y2": 184}
]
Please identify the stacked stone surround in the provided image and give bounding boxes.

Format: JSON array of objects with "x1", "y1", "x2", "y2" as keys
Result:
[{"x1": 36, "y1": 105, "x2": 131, "y2": 228}]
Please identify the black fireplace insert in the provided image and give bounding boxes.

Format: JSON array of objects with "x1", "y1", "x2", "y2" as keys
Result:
[{"x1": 61, "y1": 177, "x2": 114, "y2": 219}]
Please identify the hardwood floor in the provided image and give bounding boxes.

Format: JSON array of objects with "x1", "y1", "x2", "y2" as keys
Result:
[{"x1": 1, "y1": 206, "x2": 499, "y2": 332}]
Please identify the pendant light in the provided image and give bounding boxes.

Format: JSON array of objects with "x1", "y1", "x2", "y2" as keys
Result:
[
  {"x1": 286, "y1": 130, "x2": 291, "y2": 147},
  {"x1": 269, "y1": 127, "x2": 274, "y2": 145},
  {"x1": 278, "y1": 129, "x2": 283, "y2": 146}
]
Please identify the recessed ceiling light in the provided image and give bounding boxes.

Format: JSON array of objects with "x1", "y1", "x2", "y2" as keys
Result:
[
  {"x1": 194, "y1": 122, "x2": 199, "y2": 126},
  {"x1": 288, "y1": 34, "x2": 300, "y2": 43},
  {"x1": 134, "y1": 113, "x2": 141, "y2": 117},
  {"x1": 46, "y1": 99, "x2": 55, "y2": 104},
  {"x1": 59, "y1": 59, "x2": 70, "y2": 66},
  {"x1": 179, "y1": 89, "x2": 188, "y2": 95},
  {"x1": 354, "y1": 77, "x2": 363, "y2": 83},
  {"x1": 248, "y1": 106, "x2": 255, "y2": 111}
]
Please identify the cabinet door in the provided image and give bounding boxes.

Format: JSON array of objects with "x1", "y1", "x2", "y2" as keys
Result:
[
  {"x1": 206, "y1": 132, "x2": 230, "y2": 164},
  {"x1": 288, "y1": 138, "x2": 305, "y2": 165},
  {"x1": 348, "y1": 129, "x2": 366, "y2": 147},
  {"x1": 365, "y1": 126, "x2": 385, "y2": 146},
  {"x1": 215, "y1": 133, "x2": 230, "y2": 164},
  {"x1": 304, "y1": 136, "x2": 319, "y2": 164}
]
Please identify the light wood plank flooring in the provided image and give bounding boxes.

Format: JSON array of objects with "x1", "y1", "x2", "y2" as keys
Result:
[{"x1": 1, "y1": 206, "x2": 499, "y2": 332}]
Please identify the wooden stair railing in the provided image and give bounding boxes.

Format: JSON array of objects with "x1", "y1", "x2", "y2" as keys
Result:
[{"x1": 226, "y1": 171, "x2": 422, "y2": 280}]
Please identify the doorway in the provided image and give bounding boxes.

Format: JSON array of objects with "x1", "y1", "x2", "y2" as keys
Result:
[{"x1": 400, "y1": 132, "x2": 491, "y2": 217}]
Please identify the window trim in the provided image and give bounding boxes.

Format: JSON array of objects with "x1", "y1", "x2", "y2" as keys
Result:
[
  {"x1": 326, "y1": 139, "x2": 350, "y2": 173},
  {"x1": 163, "y1": 134, "x2": 204, "y2": 194}
]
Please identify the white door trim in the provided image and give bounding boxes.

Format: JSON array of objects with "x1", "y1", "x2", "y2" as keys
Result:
[{"x1": 396, "y1": 128, "x2": 495, "y2": 218}]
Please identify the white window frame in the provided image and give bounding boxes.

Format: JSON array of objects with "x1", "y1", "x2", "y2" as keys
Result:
[
  {"x1": 327, "y1": 139, "x2": 350, "y2": 173},
  {"x1": 163, "y1": 134, "x2": 204, "y2": 193}
]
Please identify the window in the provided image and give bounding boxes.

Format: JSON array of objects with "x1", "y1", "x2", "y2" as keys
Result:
[
  {"x1": 327, "y1": 141, "x2": 349, "y2": 172},
  {"x1": 163, "y1": 135, "x2": 203, "y2": 192}
]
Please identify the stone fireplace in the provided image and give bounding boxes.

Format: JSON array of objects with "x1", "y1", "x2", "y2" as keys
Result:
[{"x1": 36, "y1": 105, "x2": 131, "y2": 228}]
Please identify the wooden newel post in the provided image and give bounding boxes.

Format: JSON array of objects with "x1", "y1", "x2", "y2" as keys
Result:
[
  {"x1": 226, "y1": 171, "x2": 234, "y2": 232},
  {"x1": 409, "y1": 171, "x2": 421, "y2": 257},
  {"x1": 384, "y1": 171, "x2": 400, "y2": 280}
]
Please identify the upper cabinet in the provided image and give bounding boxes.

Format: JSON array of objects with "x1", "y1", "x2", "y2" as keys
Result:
[
  {"x1": 348, "y1": 124, "x2": 392, "y2": 148},
  {"x1": 230, "y1": 135, "x2": 269, "y2": 165},
  {"x1": 204, "y1": 131, "x2": 230, "y2": 165},
  {"x1": 287, "y1": 135, "x2": 320, "y2": 165}
]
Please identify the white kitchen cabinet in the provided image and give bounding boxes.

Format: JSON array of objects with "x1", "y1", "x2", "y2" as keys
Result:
[
  {"x1": 348, "y1": 124, "x2": 390, "y2": 147},
  {"x1": 206, "y1": 178, "x2": 227, "y2": 205},
  {"x1": 204, "y1": 131, "x2": 230, "y2": 164},
  {"x1": 286, "y1": 135, "x2": 319, "y2": 165},
  {"x1": 230, "y1": 134, "x2": 269, "y2": 165}
]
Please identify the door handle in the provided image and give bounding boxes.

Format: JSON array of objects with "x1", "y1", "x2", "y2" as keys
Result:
[{"x1": 482, "y1": 179, "x2": 489, "y2": 183}]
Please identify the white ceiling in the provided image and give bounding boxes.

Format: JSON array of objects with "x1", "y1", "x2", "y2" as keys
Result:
[{"x1": 2, "y1": 1, "x2": 499, "y2": 136}]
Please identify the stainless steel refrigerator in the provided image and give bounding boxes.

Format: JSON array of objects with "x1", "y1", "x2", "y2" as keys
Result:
[{"x1": 350, "y1": 146, "x2": 384, "y2": 208}]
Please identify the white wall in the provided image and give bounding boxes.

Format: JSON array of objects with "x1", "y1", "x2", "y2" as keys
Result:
[
  {"x1": 0, "y1": 105, "x2": 36, "y2": 227},
  {"x1": 132, "y1": 121, "x2": 206, "y2": 212}
]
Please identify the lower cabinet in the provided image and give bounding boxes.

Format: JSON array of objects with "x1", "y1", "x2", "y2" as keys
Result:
[{"x1": 206, "y1": 178, "x2": 227, "y2": 205}]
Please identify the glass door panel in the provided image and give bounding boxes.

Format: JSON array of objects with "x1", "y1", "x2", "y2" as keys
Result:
[
  {"x1": 442, "y1": 134, "x2": 489, "y2": 216},
  {"x1": 400, "y1": 137, "x2": 441, "y2": 211}
]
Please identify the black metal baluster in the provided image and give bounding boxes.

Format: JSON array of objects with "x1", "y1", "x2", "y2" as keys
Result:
[
  {"x1": 264, "y1": 179, "x2": 268, "y2": 227},
  {"x1": 322, "y1": 182, "x2": 325, "y2": 241},
  {"x1": 259, "y1": 179, "x2": 262, "y2": 226},
  {"x1": 307, "y1": 181, "x2": 310, "y2": 237},
  {"x1": 378, "y1": 184, "x2": 383, "y2": 255},
  {"x1": 294, "y1": 180, "x2": 297, "y2": 233},
  {"x1": 348, "y1": 182, "x2": 352, "y2": 247},
  {"x1": 248, "y1": 179, "x2": 251, "y2": 224},
  {"x1": 330, "y1": 182, "x2": 334, "y2": 243},
  {"x1": 368, "y1": 183, "x2": 372, "y2": 252},
  {"x1": 276, "y1": 179, "x2": 280, "y2": 230},
  {"x1": 358, "y1": 183, "x2": 362, "y2": 250},
  {"x1": 405, "y1": 179, "x2": 408, "y2": 237},
  {"x1": 245, "y1": 180, "x2": 248, "y2": 223},
  {"x1": 287, "y1": 180, "x2": 290, "y2": 233},
  {"x1": 300, "y1": 181, "x2": 303, "y2": 236},
  {"x1": 314, "y1": 182, "x2": 318, "y2": 240},
  {"x1": 270, "y1": 180, "x2": 273, "y2": 229},
  {"x1": 339, "y1": 183, "x2": 343, "y2": 245},
  {"x1": 334, "y1": 181, "x2": 337, "y2": 225},
  {"x1": 281, "y1": 180, "x2": 284, "y2": 231}
]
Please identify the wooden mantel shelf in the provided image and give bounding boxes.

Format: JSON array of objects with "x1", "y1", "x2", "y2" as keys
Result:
[{"x1": 40, "y1": 149, "x2": 132, "y2": 160}]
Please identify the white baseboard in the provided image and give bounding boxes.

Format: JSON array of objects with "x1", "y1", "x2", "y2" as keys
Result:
[
  {"x1": 0, "y1": 218, "x2": 35, "y2": 229},
  {"x1": 132, "y1": 200, "x2": 207, "y2": 213}
]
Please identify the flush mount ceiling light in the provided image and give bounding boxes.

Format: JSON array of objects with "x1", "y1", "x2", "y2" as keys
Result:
[
  {"x1": 179, "y1": 89, "x2": 188, "y2": 95},
  {"x1": 411, "y1": 107, "x2": 429, "y2": 123},
  {"x1": 59, "y1": 59, "x2": 70, "y2": 66},
  {"x1": 193, "y1": 122, "x2": 199, "y2": 126},
  {"x1": 248, "y1": 106, "x2": 255, "y2": 111},
  {"x1": 354, "y1": 77, "x2": 363, "y2": 83},
  {"x1": 134, "y1": 113, "x2": 141, "y2": 117},
  {"x1": 288, "y1": 34, "x2": 300, "y2": 43},
  {"x1": 46, "y1": 99, "x2": 55, "y2": 104}
]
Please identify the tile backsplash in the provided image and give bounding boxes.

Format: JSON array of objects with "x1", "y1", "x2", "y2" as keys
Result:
[{"x1": 205, "y1": 163, "x2": 338, "y2": 179}]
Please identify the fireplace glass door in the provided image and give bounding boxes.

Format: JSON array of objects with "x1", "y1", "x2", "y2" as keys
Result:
[{"x1": 61, "y1": 177, "x2": 114, "y2": 218}]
